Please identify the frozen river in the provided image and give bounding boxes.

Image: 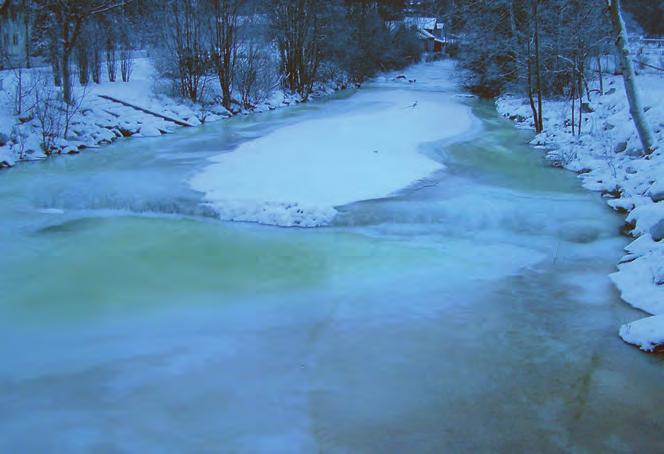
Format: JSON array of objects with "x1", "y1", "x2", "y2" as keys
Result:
[{"x1": 0, "y1": 61, "x2": 662, "y2": 452}]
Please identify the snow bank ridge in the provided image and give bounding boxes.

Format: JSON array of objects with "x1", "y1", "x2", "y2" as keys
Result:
[
  {"x1": 496, "y1": 70, "x2": 664, "y2": 352},
  {"x1": 203, "y1": 200, "x2": 338, "y2": 227}
]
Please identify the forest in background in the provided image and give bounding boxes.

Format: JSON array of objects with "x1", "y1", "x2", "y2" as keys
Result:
[
  {"x1": 1, "y1": 0, "x2": 425, "y2": 109},
  {"x1": 0, "y1": 0, "x2": 661, "y2": 153}
]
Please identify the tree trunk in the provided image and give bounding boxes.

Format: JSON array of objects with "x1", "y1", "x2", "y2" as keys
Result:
[
  {"x1": 571, "y1": 76, "x2": 576, "y2": 136},
  {"x1": 77, "y1": 45, "x2": 89, "y2": 85},
  {"x1": 62, "y1": 17, "x2": 73, "y2": 104},
  {"x1": 23, "y1": 0, "x2": 31, "y2": 68},
  {"x1": 62, "y1": 50, "x2": 72, "y2": 104},
  {"x1": 15, "y1": 68, "x2": 22, "y2": 115},
  {"x1": 609, "y1": 0, "x2": 657, "y2": 154},
  {"x1": 91, "y1": 46, "x2": 102, "y2": 83},
  {"x1": 533, "y1": 0, "x2": 543, "y2": 132},
  {"x1": 527, "y1": 57, "x2": 539, "y2": 132},
  {"x1": 578, "y1": 70, "x2": 583, "y2": 136},
  {"x1": 526, "y1": 20, "x2": 539, "y2": 132},
  {"x1": 596, "y1": 56, "x2": 604, "y2": 95},
  {"x1": 107, "y1": 46, "x2": 117, "y2": 82}
]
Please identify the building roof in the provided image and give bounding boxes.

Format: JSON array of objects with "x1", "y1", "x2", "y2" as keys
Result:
[
  {"x1": 403, "y1": 17, "x2": 437, "y2": 31},
  {"x1": 417, "y1": 29, "x2": 436, "y2": 40}
]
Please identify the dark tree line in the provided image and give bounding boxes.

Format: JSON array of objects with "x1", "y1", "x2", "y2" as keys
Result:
[
  {"x1": 439, "y1": 0, "x2": 656, "y2": 153},
  {"x1": 622, "y1": 0, "x2": 664, "y2": 38},
  {"x1": 443, "y1": 0, "x2": 611, "y2": 134},
  {"x1": 155, "y1": 0, "x2": 420, "y2": 108},
  {"x1": 30, "y1": 1, "x2": 134, "y2": 104},
  {"x1": 151, "y1": 0, "x2": 422, "y2": 105}
]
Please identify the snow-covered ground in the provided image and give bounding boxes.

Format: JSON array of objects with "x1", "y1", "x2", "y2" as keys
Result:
[
  {"x1": 190, "y1": 66, "x2": 474, "y2": 226},
  {"x1": 497, "y1": 70, "x2": 664, "y2": 352},
  {"x1": 0, "y1": 58, "x2": 342, "y2": 167}
]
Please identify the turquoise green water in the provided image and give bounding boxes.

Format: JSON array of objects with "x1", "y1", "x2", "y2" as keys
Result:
[{"x1": 0, "y1": 62, "x2": 662, "y2": 452}]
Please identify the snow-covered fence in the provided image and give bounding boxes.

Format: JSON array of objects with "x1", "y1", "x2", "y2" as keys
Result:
[
  {"x1": 634, "y1": 37, "x2": 664, "y2": 73},
  {"x1": 589, "y1": 37, "x2": 664, "y2": 77}
]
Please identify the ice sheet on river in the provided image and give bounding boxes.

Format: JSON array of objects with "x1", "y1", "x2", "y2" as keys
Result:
[{"x1": 190, "y1": 85, "x2": 474, "y2": 226}]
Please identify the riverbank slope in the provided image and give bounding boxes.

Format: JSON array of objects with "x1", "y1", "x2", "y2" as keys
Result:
[
  {"x1": 496, "y1": 71, "x2": 664, "y2": 351},
  {"x1": 0, "y1": 58, "x2": 345, "y2": 168}
]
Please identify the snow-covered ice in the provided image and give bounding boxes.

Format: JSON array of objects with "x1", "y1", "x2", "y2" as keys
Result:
[
  {"x1": 620, "y1": 314, "x2": 664, "y2": 352},
  {"x1": 190, "y1": 69, "x2": 474, "y2": 227}
]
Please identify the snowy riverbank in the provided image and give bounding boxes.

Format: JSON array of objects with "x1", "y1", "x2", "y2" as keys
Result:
[
  {"x1": 0, "y1": 58, "x2": 345, "y2": 168},
  {"x1": 496, "y1": 72, "x2": 664, "y2": 352}
]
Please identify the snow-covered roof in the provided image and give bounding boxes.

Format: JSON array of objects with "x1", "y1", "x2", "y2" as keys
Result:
[
  {"x1": 417, "y1": 29, "x2": 436, "y2": 40},
  {"x1": 404, "y1": 17, "x2": 437, "y2": 31}
]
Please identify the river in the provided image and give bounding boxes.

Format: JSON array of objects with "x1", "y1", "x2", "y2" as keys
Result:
[{"x1": 0, "y1": 61, "x2": 662, "y2": 453}]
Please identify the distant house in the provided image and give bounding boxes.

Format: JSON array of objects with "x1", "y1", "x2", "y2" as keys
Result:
[
  {"x1": 403, "y1": 17, "x2": 437, "y2": 35},
  {"x1": 0, "y1": 0, "x2": 31, "y2": 68},
  {"x1": 402, "y1": 17, "x2": 446, "y2": 53}
]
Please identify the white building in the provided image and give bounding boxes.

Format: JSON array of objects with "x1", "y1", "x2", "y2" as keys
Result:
[{"x1": 0, "y1": 0, "x2": 31, "y2": 68}]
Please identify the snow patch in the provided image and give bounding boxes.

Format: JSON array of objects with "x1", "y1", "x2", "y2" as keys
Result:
[
  {"x1": 190, "y1": 87, "x2": 474, "y2": 227},
  {"x1": 619, "y1": 315, "x2": 664, "y2": 352}
]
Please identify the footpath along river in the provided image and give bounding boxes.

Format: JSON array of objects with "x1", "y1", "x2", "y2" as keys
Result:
[{"x1": 0, "y1": 61, "x2": 662, "y2": 452}]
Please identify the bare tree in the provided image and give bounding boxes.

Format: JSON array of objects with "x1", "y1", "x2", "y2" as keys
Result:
[
  {"x1": 234, "y1": 30, "x2": 280, "y2": 109},
  {"x1": 157, "y1": 0, "x2": 209, "y2": 102},
  {"x1": 208, "y1": 0, "x2": 242, "y2": 110},
  {"x1": 75, "y1": 37, "x2": 90, "y2": 85},
  {"x1": 32, "y1": 73, "x2": 64, "y2": 154},
  {"x1": 120, "y1": 49, "x2": 133, "y2": 81},
  {"x1": 35, "y1": 0, "x2": 133, "y2": 103},
  {"x1": 270, "y1": 0, "x2": 328, "y2": 99},
  {"x1": 90, "y1": 23, "x2": 103, "y2": 84},
  {"x1": 608, "y1": 0, "x2": 657, "y2": 155}
]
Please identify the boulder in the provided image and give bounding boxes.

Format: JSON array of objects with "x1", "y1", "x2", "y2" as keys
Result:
[
  {"x1": 118, "y1": 127, "x2": 134, "y2": 137},
  {"x1": 621, "y1": 219, "x2": 636, "y2": 236},
  {"x1": 0, "y1": 146, "x2": 14, "y2": 168},
  {"x1": 650, "y1": 182, "x2": 664, "y2": 203},
  {"x1": 138, "y1": 124, "x2": 162, "y2": 137},
  {"x1": 620, "y1": 315, "x2": 664, "y2": 352},
  {"x1": 62, "y1": 145, "x2": 79, "y2": 155},
  {"x1": 650, "y1": 219, "x2": 664, "y2": 242},
  {"x1": 614, "y1": 141, "x2": 628, "y2": 153},
  {"x1": 581, "y1": 102, "x2": 594, "y2": 113}
]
